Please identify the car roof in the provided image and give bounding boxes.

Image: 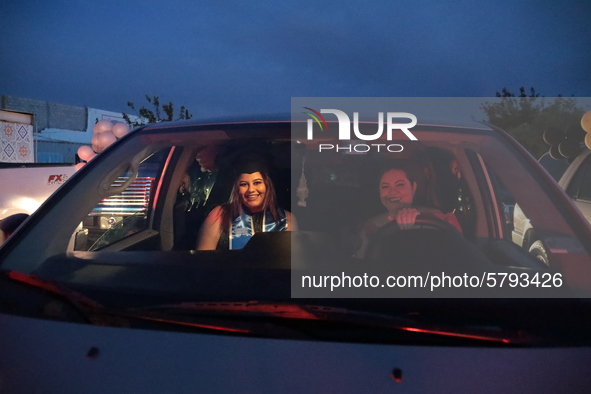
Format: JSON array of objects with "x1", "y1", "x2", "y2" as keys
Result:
[
  {"x1": 140, "y1": 114, "x2": 292, "y2": 131},
  {"x1": 138, "y1": 115, "x2": 495, "y2": 135}
]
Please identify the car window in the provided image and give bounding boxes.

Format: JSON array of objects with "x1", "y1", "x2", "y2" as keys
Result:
[
  {"x1": 566, "y1": 154, "x2": 591, "y2": 202},
  {"x1": 485, "y1": 168, "x2": 515, "y2": 240},
  {"x1": 538, "y1": 153, "x2": 569, "y2": 182},
  {"x1": 64, "y1": 128, "x2": 587, "y2": 272},
  {"x1": 71, "y1": 148, "x2": 171, "y2": 251}
]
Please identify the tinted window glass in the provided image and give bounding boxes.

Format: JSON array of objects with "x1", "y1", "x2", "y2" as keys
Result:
[
  {"x1": 72, "y1": 148, "x2": 170, "y2": 251},
  {"x1": 538, "y1": 153, "x2": 569, "y2": 182},
  {"x1": 574, "y1": 156, "x2": 591, "y2": 201},
  {"x1": 566, "y1": 155, "x2": 591, "y2": 201}
]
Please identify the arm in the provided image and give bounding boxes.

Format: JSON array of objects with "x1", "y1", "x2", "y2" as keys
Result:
[
  {"x1": 196, "y1": 206, "x2": 224, "y2": 250},
  {"x1": 286, "y1": 210, "x2": 298, "y2": 231},
  {"x1": 397, "y1": 208, "x2": 463, "y2": 233},
  {"x1": 432, "y1": 212, "x2": 463, "y2": 233},
  {"x1": 355, "y1": 228, "x2": 369, "y2": 258}
]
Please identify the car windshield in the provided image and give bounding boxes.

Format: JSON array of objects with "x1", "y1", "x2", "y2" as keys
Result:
[{"x1": 2, "y1": 117, "x2": 591, "y2": 345}]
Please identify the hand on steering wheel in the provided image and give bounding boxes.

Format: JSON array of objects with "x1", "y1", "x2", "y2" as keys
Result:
[
  {"x1": 365, "y1": 213, "x2": 464, "y2": 261},
  {"x1": 396, "y1": 208, "x2": 421, "y2": 230},
  {"x1": 393, "y1": 212, "x2": 462, "y2": 233}
]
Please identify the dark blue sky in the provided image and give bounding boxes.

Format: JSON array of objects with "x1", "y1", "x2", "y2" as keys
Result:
[{"x1": 1, "y1": 0, "x2": 590, "y2": 118}]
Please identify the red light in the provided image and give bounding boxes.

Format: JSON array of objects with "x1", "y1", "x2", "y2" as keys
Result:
[
  {"x1": 401, "y1": 326, "x2": 511, "y2": 344},
  {"x1": 136, "y1": 316, "x2": 251, "y2": 333}
]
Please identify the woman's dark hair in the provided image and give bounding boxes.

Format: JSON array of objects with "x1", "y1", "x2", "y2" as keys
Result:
[
  {"x1": 378, "y1": 161, "x2": 416, "y2": 184},
  {"x1": 222, "y1": 170, "x2": 279, "y2": 226},
  {"x1": 377, "y1": 160, "x2": 439, "y2": 208}
]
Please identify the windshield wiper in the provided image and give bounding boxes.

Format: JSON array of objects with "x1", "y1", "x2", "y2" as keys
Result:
[
  {"x1": 6, "y1": 271, "x2": 104, "y2": 309},
  {"x1": 0, "y1": 274, "x2": 542, "y2": 345},
  {"x1": 3, "y1": 270, "x2": 126, "y2": 326},
  {"x1": 127, "y1": 301, "x2": 531, "y2": 345}
]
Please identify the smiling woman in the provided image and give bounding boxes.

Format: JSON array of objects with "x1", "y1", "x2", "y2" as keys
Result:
[
  {"x1": 238, "y1": 172, "x2": 267, "y2": 211},
  {"x1": 196, "y1": 156, "x2": 297, "y2": 250},
  {"x1": 355, "y1": 162, "x2": 462, "y2": 257}
]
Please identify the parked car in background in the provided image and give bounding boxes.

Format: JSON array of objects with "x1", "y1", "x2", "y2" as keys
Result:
[
  {"x1": 512, "y1": 148, "x2": 591, "y2": 264},
  {"x1": 2, "y1": 117, "x2": 591, "y2": 393},
  {"x1": 538, "y1": 152, "x2": 570, "y2": 182},
  {"x1": 559, "y1": 148, "x2": 591, "y2": 223}
]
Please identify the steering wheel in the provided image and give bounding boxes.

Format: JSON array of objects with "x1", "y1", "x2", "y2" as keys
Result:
[
  {"x1": 365, "y1": 213, "x2": 463, "y2": 262},
  {"x1": 395, "y1": 213, "x2": 462, "y2": 233}
]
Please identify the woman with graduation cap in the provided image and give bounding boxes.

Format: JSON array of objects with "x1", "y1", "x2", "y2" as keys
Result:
[{"x1": 196, "y1": 155, "x2": 297, "y2": 250}]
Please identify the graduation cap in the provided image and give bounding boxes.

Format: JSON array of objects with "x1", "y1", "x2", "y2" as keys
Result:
[{"x1": 231, "y1": 152, "x2": 271, "y2": 177}]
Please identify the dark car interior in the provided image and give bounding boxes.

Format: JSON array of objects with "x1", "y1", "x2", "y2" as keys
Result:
[
  {"x1": 73, "y1": 129, "x2": 556, "y2": 277},
  {"x1": 164, "y1": 140, "x2": 470, "y2": 251},
  {"x1": 119, "y1": 133, "x2": 549, "y2": 281}
]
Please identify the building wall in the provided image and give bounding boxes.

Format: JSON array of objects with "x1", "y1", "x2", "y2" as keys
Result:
[
  {"x1": 36, "y1": 141, "x2": 81, "y2": 163},
  {"x1": 1, "y1": 95, "x2": 138, "y2": 163},
  {"x1": 1, "y1": 95, "x2": 87, "y2": 132}
]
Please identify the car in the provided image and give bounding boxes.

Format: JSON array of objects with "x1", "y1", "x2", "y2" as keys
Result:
[
  {"x1": 512, "y1": 148, "x2": 590, "y2": 264},
  {"x1": 2, "y1": 111, "x2": 591, "y2": 393},
  {"x1": 538, "y1": 151, "x2": 570, "y2": 182},
  {"x1": 559, "y1": 148, "x2": 591, "y2": 223}
]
